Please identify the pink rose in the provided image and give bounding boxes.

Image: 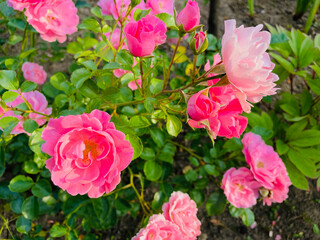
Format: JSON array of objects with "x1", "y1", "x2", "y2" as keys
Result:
[
  {"x1": 162, "y1": 191, "x2": 201, "y2": 240},
  {"x1": 194, "y1": 31, "x2": 205, "y2": 51},
  {"x1": 41, "y1": 110, "x2": 134, "y2": 198},
  {"x1": 25, "y1": 0, "x2": 79, "y2": 43},
  {"x1": 221, "y1": 20, "x2": 278, "y2": 113},
  {"x1": 221, "y1": 167, "x2": 261, "y2": 208},
  {"x1": 176, "y1": 0, "x2": 200, "y2": 32},
  {"x1": 146, "y1": 0, "x2": 174, "y2": 15},
  {"x1": 114, "y1": 59, "x2": 137, "y2": 78},
  {"x1": 132, "y1": 214, "x2": 183, "y2": 240},
  {"x1": 1, "y1": 90, "x2": 51, "y2": 135},
  {"x1": 187, "y1": 89, "x2": 220, "y2": 121},
  {"x1": 205, "y1": 53, "x2": 222, "y2": 86},
  {"x1": 242, "y1": 132, "x2": 291, "y2": 206},
  {"x1": 128, "y1": 79, "x2": 142, "y2": 90},
  {"x1": 124, "y1": 14, "x2": 167, "y2": 57},
  {"x1": 98, "y1": 0, "x2": 130, "y2": 20},
  {"x1": 6, "y1": 0, "x2": 42, "y2": 11},
  {"x1": 22, "y1": 62, "x2": 47, "y2": 85}
]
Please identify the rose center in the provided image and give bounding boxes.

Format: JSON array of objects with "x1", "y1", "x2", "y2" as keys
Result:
[{"x1": 257, "y1": 161, "x2": 264, "y2": 168}]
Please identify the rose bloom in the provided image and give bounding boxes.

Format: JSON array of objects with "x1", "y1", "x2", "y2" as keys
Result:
[
  {"x1": 146, "y1": 0, "x2": 174, "y2": 15},
  {"x1": 128, "y1": 79, "x2": 142, "y2": 91},
  {"x1": 124, "y1": 14, "x2": 167, "y2": 57},
  {"x1": 205, "y1": 53, "x2": 222, "y2": 86},
  {"x1": 22, "y1": 62, "x2": 47, "y2": 85},
  {"x1": 162, "y1": 191, "x2": 201, "y2": 240},
  {"x1": 1, "y1": 90, "x2": 51, "y2": 135},
  {"x1": 41, "y1": 110, "x2": 134, "y2": 198},
  {"x1": 176, "y1": 0, "x2": 200, "y2": 32},
  {"x1": 242, "y1": 132, "x2": 291, "y2": 205},
  {"x1": 221, "y1": 20, "x2": 278, "y2": 113},
  {"x1": 6, "y1": 0, "x2": 42, "y2": 11},
  {"x1": 132, "y1": 214, "x2": 183, "y2": 240},
  {"x1": 221, "y1": 167, "x2": 261, "y2": 208},
  {"x1": 187, "y1": 89, "x2": 220, "y2": 121},
  {"x1": 25, "y1": 0, "x2": 79, "y2": 43},
  {"x1": 98, "y1": 0, "x2": 130, "y2": 20}
]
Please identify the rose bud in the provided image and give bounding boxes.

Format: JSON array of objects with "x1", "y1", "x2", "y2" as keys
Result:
[{"x1": 190, "y1": 31, "x2": 208, "y2": 55}]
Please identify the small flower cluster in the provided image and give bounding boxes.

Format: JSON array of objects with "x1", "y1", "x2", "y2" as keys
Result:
[
  {"x1": 221, "y1": 132, "x2": 291, "y2": 208},
  {"x1": 6, "y1": 0, "x2": 79, "y2": 43},
  {"x1": 0, "y1": 90, "x2": 51, "y2": 135},
  {"x1": 132, "y1": 191, "x2": 201, "y2": 240}
]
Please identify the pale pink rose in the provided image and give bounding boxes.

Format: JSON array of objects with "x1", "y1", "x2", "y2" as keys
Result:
[
  {"x1": 6, "y1": 0, "x2": 42, "y2": 11},
  {"x1": 146, "y1": 0, "x2": 174, "y2": 15},
  {"x1": 132, "y1": 214, "x2": 183, "y2": 240},
  {"x1": 41, "y1": 110, "x2": 134, "y2": 198},
  {"x1": 128, "y1": 79, "x2": 142, "y2": 90},
  {"x1": 98, "y1": 0, "x2": 131, "y2": 20},
  {"x1": 22, "y1": 62, "x2": 47, "y2": 85},
  {"x1": 221, "y1": 167, "x2": 262, "y2": 208},
  {"x1": 124, "y1": 14, "x2": 167, "y2": 57},
  {"x1": 221, "y1": 20, "x2": 278, "y2": 113},
  {"x1": 162, "y1": 191, "x2": 201, "y2": 240},
  {"x1": 104, "y1": 28, "x2": 127, "y2": 50},
  {"x1": 1, "y1": 90, "x2": 51, "y2": 135},
  {"x1": 176, "y1": 0, "x2": 200, "y2": 32},
  {"x1": 187, "y1": 89, "x2": 220, "y2": 121},
  {"x1": 242, "y1": 132, "x2": 291, "y2": 206},
  {"x1": 25, "y1": 0, "x2": 79, "y2": 43},
  {"x1": 205, "y1": 53, "x2": 222, "y2": 86}
]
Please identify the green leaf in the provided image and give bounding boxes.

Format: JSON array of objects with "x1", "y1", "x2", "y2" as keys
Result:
[
  {"x1": 50, "y1": 224, "x2": 68, "y2": 238},
  {"x1": 288, "y1": 149, "x2": 316, "y2": 178},
  {"x1": 9, "y1": 175, "x2": 34, "y2": 192},
  {"x1": 286, "y1": 119, "x2": 307, "y2": 141},
  {"x1": 280, "y1": 104, "x2": 300, "y2": 116},
  {"x1": 71, "y1": 68, "x2": 91, "y2": 89},
  {"x1": 23, "y1": 161, "x2": 40, "y2": 174},
  {"x1": 140, "y1": 148, "x2": 156, "y2": 161},
  {"x1": 133, "y1": 8, "x2": 150, "y2": 21},
  {"x1": 144, "y1": 97, "x2": 156, "y2": 113},
  {"x1": 16, "y1": 216, "x2": 32, "y2": 234},
  {"x1": 276, "y1": 140, "x2": 289, "y2": 155},
  {"x1": 125, "y1": 134, "x2": 143, "y2": 159},
  {"x1": 269, "y1": 52, "x2": 295, "y2": 73},
  {"x1": 158, "y1": 143, "x2": 176, "y2": 163},
  {"x1": 166, "y1": 115, "x2": 182, "y2": 137},
  {"x1": 289, "y1": 130, "x2": 320, "y2": 147},
  {"x1": 0, "y1": 2, "x2": 15, "y2": 17},
  {"x1": 150, "y1": 128, "x2": 165, "y2": 147},
  {"x1": 156, "y1": 13, "x2": 177, "y2": 28},
  {"x1": 149, "y1": 78, "x2": 163, "y2": 95},
  {"x1": 103, "y1": 62, "x2": 122, "y2": 70},
  {"x1": 299, "y1": 36, "x2": 314, "y2": 68},
  {"x1": 0, "y1": 70, "x2": 19, "y2": 90},
  {"x1": 21, "y1": 196, "x2": 39, "y2": 220},
  {"x1": 78, "y1": 17, "x2": 101, "y2": 33},
  {"x1": 20, "y1": 81, "x2": 38, "y2": 92},
  {"x1": 204, "y1": 164, "x2": 220, "y2": 176},
  {"x1": 23, "y1": 119, "x2": 39, "y2": 134},
  {"x1": 301, "y1": 89, "x2": 312, "y2": 115},
  {"x1": 129, "y1": 116, "x2": 151, "y2": 128},
  {"x1": 144, "y1": 161, "x2": 162, "y2": 181},
  {"x1": 241, "y1": 208, "x2": 255, "y2": 226},
  {"x1": 308, "y1": 79, "x2": 320, "y2": 95},
  {"x1": 206, "y1": 190, "x2": 226, "y2": 216},
  {"x1": 185, "y1": 169, "x2": 198, "y2": 182},
  {"x1": 81, "y1": 60, "x2": 97, "y2": 71},
  {"x1": 283, "y1": 158, "x2": 309, "y2": 190},
  {"x1": 151, "y1": 191, "x2": 165, "y2": 210},
  {"x1": 0, "y1": 116, "x2": 19, "y2": 136},
  {"x1": 79, "y1": 80, "x2": 99, "y2": 98},
  {"x1": 19, "y1": 48, "x2": 37, "y2": 60},
  {"x1": 31, "y1": 179, "x2": 52, "y2": 198},
  {"x1": 2, "y1": 91, "x2": 19, "y2": 103},
  {"x1": 91, "y1": 198, "x2": 109, "y2": 223}
]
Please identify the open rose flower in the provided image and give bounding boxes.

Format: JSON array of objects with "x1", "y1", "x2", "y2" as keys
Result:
[
  {"x1": 146, "y1": 0, "x2": 174, "y2": 15},
  {"x1": 132, "y1": 214, "x2": 183, "y2": 240},
  {"x1": 124, "y1": 14, "x2": 167, "y2": 57},
  {"x1": 242, "y1": 132, "x2": 291, "y2": 205},
  {"x1": 221, "y1": 167, "x2": 261, "y2": 208},
  {"x1": 25, "y1": 0, "x2": 79, "y2": 43},
  {"x1": 41, "y1": 110, "x2": 134, "y2": 198},
  {"x1": 0, "y1": 90, "x2": 51, "y2": 135},
  {"x1": 6, "y1": 0, "x2": 42, "y2": 11},
  {"x1": 22, "y1": 62, "x2": 47, "y2": 85},
  {"x1": 128, "y1": 79, "x2": 142, "y2": 90},
  {"x1": 176, "y1": 0, "x2": 200, "y2": 32},
  {"x1": 162, "y1": 191, "x2": 201, "y2": 240},
  {"x1": 221, "y1": 20, "x2": 278, "y2": 112}
]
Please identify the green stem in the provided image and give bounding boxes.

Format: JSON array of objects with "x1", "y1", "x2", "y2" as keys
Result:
[
  {"x1": 192, "y1": 55, "x2": 198, "y2": 82},
  {"x1": 140, "y1": 57, "x2": 145, "y2": 95},
  {"x1": 21, "y1": 23, "x2": 29, "y2": 53},
  {"x1": 304, "y1": 0, "x2": 320, "y2": 33},
  {"x1": 248, "y1": 0, "x2": 254, "y2": 17},
  {"x1": 163, "y1": 36, "x2": 182, "y2": 90}
]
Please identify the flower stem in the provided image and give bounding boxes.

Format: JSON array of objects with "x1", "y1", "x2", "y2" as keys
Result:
[
  {"x1": 140, "y1": 57, "x2": 145, "y2": 95},
  {"x1": 163, "y1": 36, "x2": 182, "y2": 90},
  {"x1": 192, "y1": 55, "x2": 198, "y2": 82}
]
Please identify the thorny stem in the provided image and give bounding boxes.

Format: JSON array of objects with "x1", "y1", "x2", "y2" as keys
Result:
[
  {"x1": 9, "y1": 107, "x2": 51, "y2": 118},
  {"x1": 163, "y1": 36, "x2": 182, "y2": 90}
]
